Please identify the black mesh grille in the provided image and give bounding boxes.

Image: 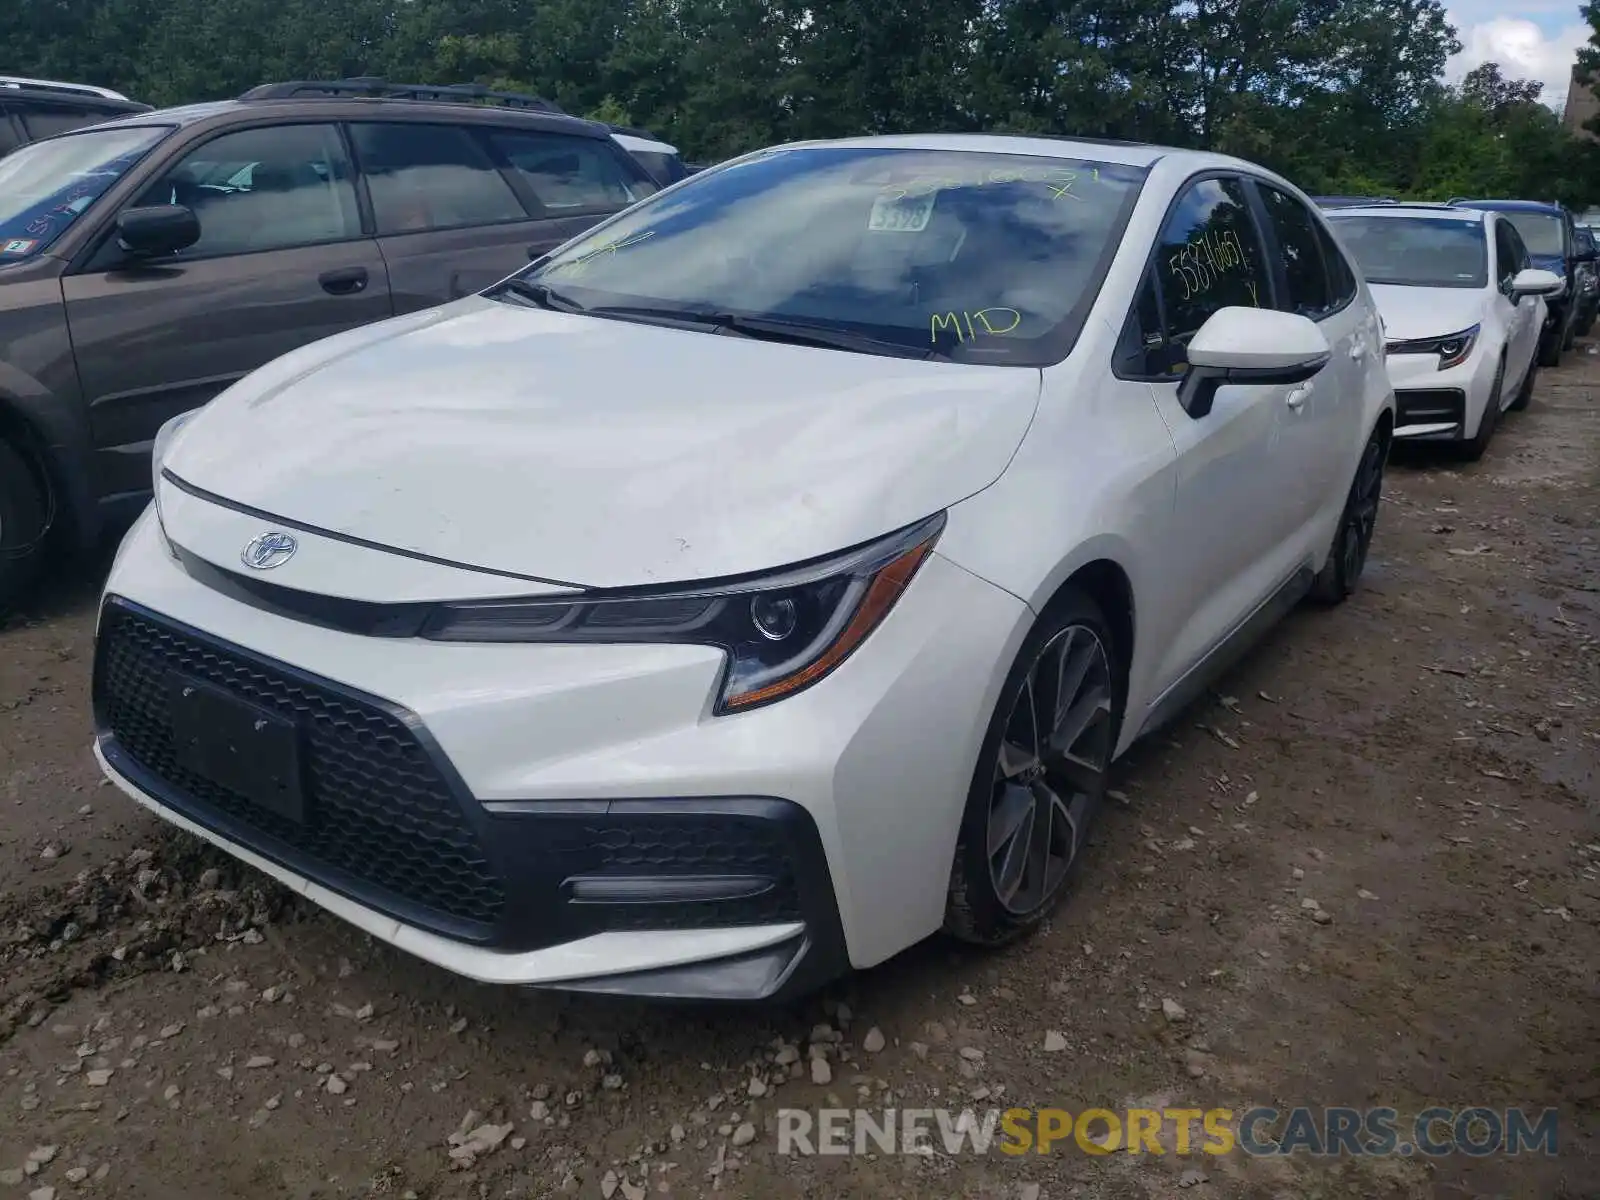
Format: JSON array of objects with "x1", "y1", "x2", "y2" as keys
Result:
[
  {"x1": 95, "y1": 604, "x2": 505, "y2": 930},
  {"x1": 579, "y1": 816, "x2": 804, "y2": 930}
]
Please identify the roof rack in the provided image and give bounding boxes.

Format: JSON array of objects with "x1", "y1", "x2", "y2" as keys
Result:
[
  {"x1": 239, "y1": 78, "x2": 563, "y2": 113},
  {"x1": 0, "y1": 74, "x2": 131, "y2": 101}
]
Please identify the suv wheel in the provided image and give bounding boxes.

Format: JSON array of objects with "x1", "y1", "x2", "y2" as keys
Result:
[
  {"x1": 0, "y1": 438, "x2": 50, "y2": 615},
  {"x1": 944, "y1": 589, "x2": 1122, "y2": 946}
]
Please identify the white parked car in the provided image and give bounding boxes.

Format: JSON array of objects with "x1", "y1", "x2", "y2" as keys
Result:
[
  {"x1": 1324, "y1": 203, "x2": 1563, "y2": 459},
  {"x1": 94, "y1": 135, "x2": 1395, "y2": 1000}
]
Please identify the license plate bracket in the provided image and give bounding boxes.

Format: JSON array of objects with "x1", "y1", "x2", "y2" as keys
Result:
[{"x1": 168, "y1": 673, "x2": 305, "y2": 824}]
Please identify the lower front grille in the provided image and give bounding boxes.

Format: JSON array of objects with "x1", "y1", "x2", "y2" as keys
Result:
[
  {"x1": 1396, "y1": 388, "x2": 1466, "y2": 428},
  {"x1": 94, "y1": 600, "x2": 506, "y2": 933},
  {"x1": 563, "y1": 811, "x2": 805, "y2": 929}
]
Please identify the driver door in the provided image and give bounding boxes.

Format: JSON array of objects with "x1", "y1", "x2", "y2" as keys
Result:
[
  {"x1": 1495, "y1": 219, "x2": 1539, "y2": 394},
  {"x1": 1128, "y1": 175, "x2": 1311, "y2": 699}
]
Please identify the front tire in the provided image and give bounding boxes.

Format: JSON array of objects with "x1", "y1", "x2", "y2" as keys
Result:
[
  {"x1": 944, "y1": 589, "x2": 1122, "y2": 946},
  {"x1": 1311, "y1": 424, "x2": 1386, "y2": 605},
  {"x1": 0, "y1": 438, "x2": 49, "y2": 616}
]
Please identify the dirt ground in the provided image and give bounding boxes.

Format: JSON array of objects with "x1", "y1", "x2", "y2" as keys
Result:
[{"x1": 1, "y1": 347, "x2": 1597, "y2": 1200}]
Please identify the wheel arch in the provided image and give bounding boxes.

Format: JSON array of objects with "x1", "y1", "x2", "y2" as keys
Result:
[
  {"x1": 1035, "y1": 555, "x2": 1136, "y2": 711},
  {"x1": 0, "y1": 390, "x2": 95, "y2": 554}
]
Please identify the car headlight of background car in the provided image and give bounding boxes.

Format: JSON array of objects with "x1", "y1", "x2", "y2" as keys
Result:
[
  {"x1": 1384, "y1": 324, "x2": 1479, "y2": 371},
  {"x1": 422, "y1": 513, "x2": 945, "y2": 713}
]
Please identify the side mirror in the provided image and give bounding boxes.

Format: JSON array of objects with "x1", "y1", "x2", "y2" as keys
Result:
[
  {"x1": 1178, "y1": 307, "x2": 1331, "y2": 419},
  {"x1": 116, "y1": 205, "x2": 200, "y2": 258},
  {"x1": 1511, "y1": 267, "x2": 1564, "y2": 298}
]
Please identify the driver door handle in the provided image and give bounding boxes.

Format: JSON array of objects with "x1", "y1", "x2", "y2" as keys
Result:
[
  {"x1": 1286, "y1": 383, "x2": 1313, "y2": 411},
  {"x1": 1350, "y1": 338, "x2": 1368, "y2": 361}
]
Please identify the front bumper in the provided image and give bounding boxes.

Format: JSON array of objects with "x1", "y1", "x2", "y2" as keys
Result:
[
  {"x1": 1384, "y1": 347, "x2": 1498, "y2": 441},
  {"x1": 92, "y1": 507, "x2": 1027, "y2": 998}
]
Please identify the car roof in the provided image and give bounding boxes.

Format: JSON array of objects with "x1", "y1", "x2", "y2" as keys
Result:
[
  {"x1": 750, "y1": 132, "x2": 1265, "y2": 173},
  {"x1": 82, "y1": 95, "x2": 614, "y2": 139},
  {"x1": 1451, "y1": 198, "x2": 1565, "y2": 214},
  {"x1": 0, "y1": 74, "x2": 147, "y2": 107},
  {"x1": 1327, "y1": 204, "x2": 1487, "y2": 222}
]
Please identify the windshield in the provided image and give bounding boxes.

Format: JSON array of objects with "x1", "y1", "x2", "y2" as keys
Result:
[
  {"x1": 1326, "y1": 215, "x2": 1487, "y2": 288},
  {"x1": 1503, "y1": 212, "x2": 1565, "y2": 257},
  {"x1": 0, "y1": 126, "x2": 170, "y2": 261},
  {"x1": 507, "y1": 146, "x2": 1149, "y2": 365}
]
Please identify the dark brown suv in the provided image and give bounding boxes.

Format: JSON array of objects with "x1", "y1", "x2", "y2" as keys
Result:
[{"x1": 0, "y1": 80, "x2": 659, "y2": 608}]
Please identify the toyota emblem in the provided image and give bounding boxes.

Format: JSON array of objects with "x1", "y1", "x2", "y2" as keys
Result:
[{"x1": 241, "y1": 531, "x2": 298, "y2": 570}]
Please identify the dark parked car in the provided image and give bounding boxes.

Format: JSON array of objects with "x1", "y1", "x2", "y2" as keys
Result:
[
  {"x1": 1, "y1": 75, "x2": 152, "y2": 156},
  {"x1": 0, "y1": 80, "x2": 659, "y2": 607},
  {"x1": 1575, "y1": 226, "x2": 1599, "y2": 337},
  {"x1": 1449, "y1": 198, "x2": 1595, "y2": 366}
]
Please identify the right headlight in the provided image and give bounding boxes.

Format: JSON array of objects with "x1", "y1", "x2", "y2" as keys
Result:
[
  {"x1": 1384, "y1": 324, "x2": 1479, "y2": 371},
  {"x1": 421, "y1": 513, "x2": 945, "y2": 713}
]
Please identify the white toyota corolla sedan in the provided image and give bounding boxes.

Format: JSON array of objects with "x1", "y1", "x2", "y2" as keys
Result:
[
  {"x1": 94, "y1": 134, "x2": 1396, "y2": 1000},
  {"x1": 1324, "y1": 203, "x2": 1563, "y2": 459}
]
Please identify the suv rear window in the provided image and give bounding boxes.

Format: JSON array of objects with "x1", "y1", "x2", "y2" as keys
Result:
[{"x1": 0, "y1": 125, "x2": 168, "y2": 260}]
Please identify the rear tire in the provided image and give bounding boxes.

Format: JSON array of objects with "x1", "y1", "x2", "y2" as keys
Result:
[
  {"x1": 944, "y1": 588, "x2": 1123, "y2": 947},
  {"x1": 1457, "y1": 359, "x2": 1503, "y2": 462},
  {"x1": 1311, "y1": 425, "x2": 1386, "y2": 605},
  {"x1": 0, "y1": 438, "x2": 49, "y2": 617},
  {"x1": 1538, "y1": 326, "x2": 1562, "y2": 368}
]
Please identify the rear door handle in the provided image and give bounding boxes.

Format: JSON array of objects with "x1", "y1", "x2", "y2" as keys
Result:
[
  {"x1": 1350, "y1": 338, "x2": 1368, "y2": 361},
  {"x1": 319, "y1": 266, "x2": 368, "y2": 295},
  {"x1": 1286, "y1": 383, "x2": 1313, "y2": 410}
]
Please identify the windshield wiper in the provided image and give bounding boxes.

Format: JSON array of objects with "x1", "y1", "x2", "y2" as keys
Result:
[
  {"x1": 587, "y1": 304, "x2": 946, "y2": 361},
  {"x1": 494, "y1": 278, "x2": 587, "y2": 313}
]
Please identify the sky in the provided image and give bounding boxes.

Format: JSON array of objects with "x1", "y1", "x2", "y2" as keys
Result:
[{"x1": 1446, "y1": 2, "x2": 1591, "y2": 110}]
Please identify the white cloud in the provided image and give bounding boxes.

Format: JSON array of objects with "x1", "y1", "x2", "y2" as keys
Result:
[{"x1": 1445, "y1": 9, "x2": 1591, "y2": 111}]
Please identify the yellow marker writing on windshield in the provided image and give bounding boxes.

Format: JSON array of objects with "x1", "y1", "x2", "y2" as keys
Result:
[
  {"x1": 552, "y1": 229, "x2": 656, "y2": 274},
  {"x1": 930, "y1": 307, "x2": 1024, "y2": 343}
]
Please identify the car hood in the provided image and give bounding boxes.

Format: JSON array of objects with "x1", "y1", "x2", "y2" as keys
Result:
[
  {"x1": 1368, "y1": 284, "x2": 1487, "y2": 343},
  {"x1": 165, "y1": 297, "x2": 1043, "y2": 589}
]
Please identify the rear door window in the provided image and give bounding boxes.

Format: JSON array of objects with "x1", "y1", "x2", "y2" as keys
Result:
[
  {"x1": 350, "y1": 123, "x2": 528, "y2": 234},
  {"x1": 1256, "y1": 184, "x2": 1334, "y2": 318}
]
